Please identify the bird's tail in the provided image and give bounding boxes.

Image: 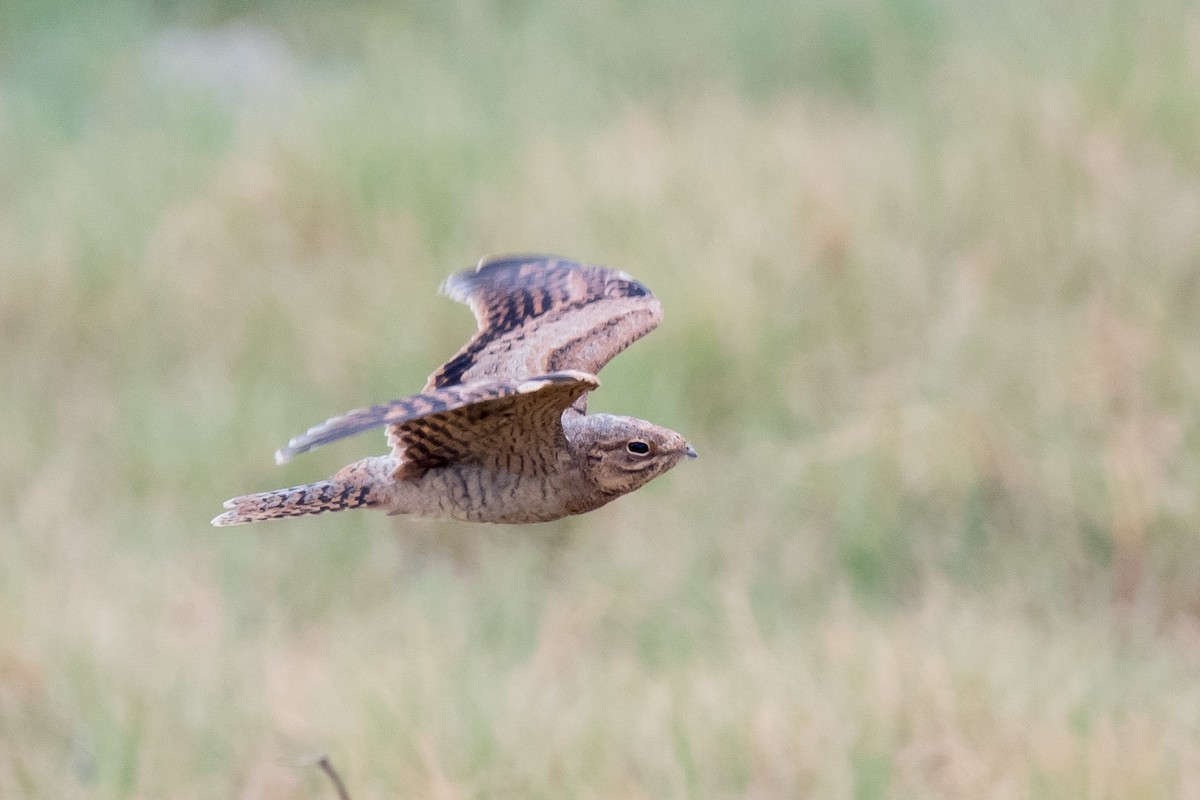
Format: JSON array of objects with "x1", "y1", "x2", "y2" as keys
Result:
[{"x1": 211, "y1": 469, "x2": 384, "y2": 527}]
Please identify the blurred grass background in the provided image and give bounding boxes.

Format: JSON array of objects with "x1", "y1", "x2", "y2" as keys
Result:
[{"x1": 3, "y1": 0, "x2": 1200, "y2": 796}]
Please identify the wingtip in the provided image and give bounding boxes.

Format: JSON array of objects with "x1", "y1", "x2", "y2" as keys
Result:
[
  {"x1": 441, "y1": 254, "x2": 561, "y2": 301},
  {"x1": 476, "y1": 253, "x2": 567, "y2": 272},
  {"x1": 443, "y1": 254, "x2": 649, "y2": 307},
  {"x1": 436, "y1": 273, "x2": 464, "y2": 301},
  {"x1": 274, "y1": 448, "x2": 290, "y2": 465}
]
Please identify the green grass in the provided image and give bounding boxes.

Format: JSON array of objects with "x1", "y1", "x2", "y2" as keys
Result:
[{"x1": 3, "y1": 0, "x2": 1200, "y2": 796}]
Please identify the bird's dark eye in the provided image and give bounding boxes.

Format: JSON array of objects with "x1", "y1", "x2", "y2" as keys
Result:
[{"x1": 626, "y1": 440, "x2": 651, "y2": 455}]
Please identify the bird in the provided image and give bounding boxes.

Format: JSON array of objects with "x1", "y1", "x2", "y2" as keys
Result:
[{"x1": 212, "y1": 254, "x2": 696, "y2": 527}]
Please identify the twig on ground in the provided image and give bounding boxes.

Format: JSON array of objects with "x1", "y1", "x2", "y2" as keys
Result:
[{"x1": 295, "y1": 753, "x2": 352, "y2": 800}]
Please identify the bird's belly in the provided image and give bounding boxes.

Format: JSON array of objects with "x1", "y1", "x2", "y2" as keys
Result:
[{"x1": 391, "y1": 465, "x2": 575, "y2": 524}]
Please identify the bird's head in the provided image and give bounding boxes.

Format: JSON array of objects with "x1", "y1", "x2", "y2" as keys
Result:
[{"x1": 569, "y1": 413, "x2": 697, "y2": 497}]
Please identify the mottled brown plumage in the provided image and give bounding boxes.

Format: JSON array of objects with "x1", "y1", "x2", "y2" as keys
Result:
[{"x1": 212, "y1": 255, "x2": 694, "y2": 527}]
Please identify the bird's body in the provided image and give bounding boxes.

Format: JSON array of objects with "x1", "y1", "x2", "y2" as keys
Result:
[{"x1": 213, "y1": 256, "x2": 695, "y2": 527}]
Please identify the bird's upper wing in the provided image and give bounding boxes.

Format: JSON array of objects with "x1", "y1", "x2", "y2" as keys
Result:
[
  {"x1": 427, "y1": 255, "x2": 663, "y2": 400},
  {"x1": 274, "y1": 371, "x2": 598, "y2": 478}
]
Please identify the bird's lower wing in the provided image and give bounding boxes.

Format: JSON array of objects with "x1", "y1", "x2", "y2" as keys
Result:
[{"x1": 273, "y1": 371, "x2": 598, "y2": 466}]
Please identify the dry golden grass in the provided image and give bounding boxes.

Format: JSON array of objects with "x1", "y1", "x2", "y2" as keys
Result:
[{"x1": 3, "y1": 0, "x2": 1200, "y2": 797}]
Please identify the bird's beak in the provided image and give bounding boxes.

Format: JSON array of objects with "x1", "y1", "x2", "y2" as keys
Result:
[{"x1": 683, "y1": 443, "x2": 698, "y2": 459}]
